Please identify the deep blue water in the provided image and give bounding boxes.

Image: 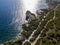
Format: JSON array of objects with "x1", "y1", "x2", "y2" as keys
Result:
[
  {"x1": 0, "y1": 0, "x2": 23, "y2": 44},
  {"x1": 0, "y1": 0, "x2": 48, "y2": 44}
]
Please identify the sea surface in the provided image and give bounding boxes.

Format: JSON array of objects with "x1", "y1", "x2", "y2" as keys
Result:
[{"x1": 0, "y1": 0, "x2": 48, "y2": 44}]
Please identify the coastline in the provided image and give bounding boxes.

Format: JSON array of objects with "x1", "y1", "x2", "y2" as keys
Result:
[
  {"x1": 0, "y1": 44, "x2": 3, "y2": 45},
  {"x1": 1, "y1": 5, "x2": 60, "y2": 44}
]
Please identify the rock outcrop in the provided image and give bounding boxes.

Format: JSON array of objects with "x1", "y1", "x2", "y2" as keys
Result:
[{"x1": 26, "y1": 11, "x2": 37, "y2": 22}]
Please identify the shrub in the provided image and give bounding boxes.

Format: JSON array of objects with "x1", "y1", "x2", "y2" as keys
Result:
[{"x1": 23, "y1": 41, "x2": 31, "y2": 45}]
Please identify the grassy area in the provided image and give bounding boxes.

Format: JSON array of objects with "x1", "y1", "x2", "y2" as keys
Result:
[{"x1": 23, "y1": 41, "x2": 31, "y2": 45}]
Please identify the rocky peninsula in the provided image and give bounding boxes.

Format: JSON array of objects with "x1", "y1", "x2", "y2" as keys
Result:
[{"x1": 4, "y1": 4, "x2": 60, "y2": 45}]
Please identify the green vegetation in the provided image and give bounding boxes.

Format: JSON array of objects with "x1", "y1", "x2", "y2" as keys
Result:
[
  {"x1": 22, "y1": 19, "x2": 40, "y2": 38},
  {"x1": 3, "y1": 4, "x2": 60, "y2": 45},
  {"x1": 22, "y1": 19, "x2": 39, "y2": 31},
  {"x1": 21, "y1": 30, "x2": 31, "y2": 38},
  {"x1": 23, "y1": 41, "x2": 31, "y2": 45},
  {"x1": 4, "y1": 36, "x2": 25, "y2": 45},
  {"x1": 35, "y1": 38, "x2": 40, "y2": 45},
  {"x1": 4, "y1": 41, "x2": 13, "y2": 45},
  {"x1": 29, "y1": 37, "x2": 36, "y2": 42}
]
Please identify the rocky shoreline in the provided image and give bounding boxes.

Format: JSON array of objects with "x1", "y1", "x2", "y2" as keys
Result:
[{"x1": 3, "y1": 4, "x2": 60, "y2": 45}]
